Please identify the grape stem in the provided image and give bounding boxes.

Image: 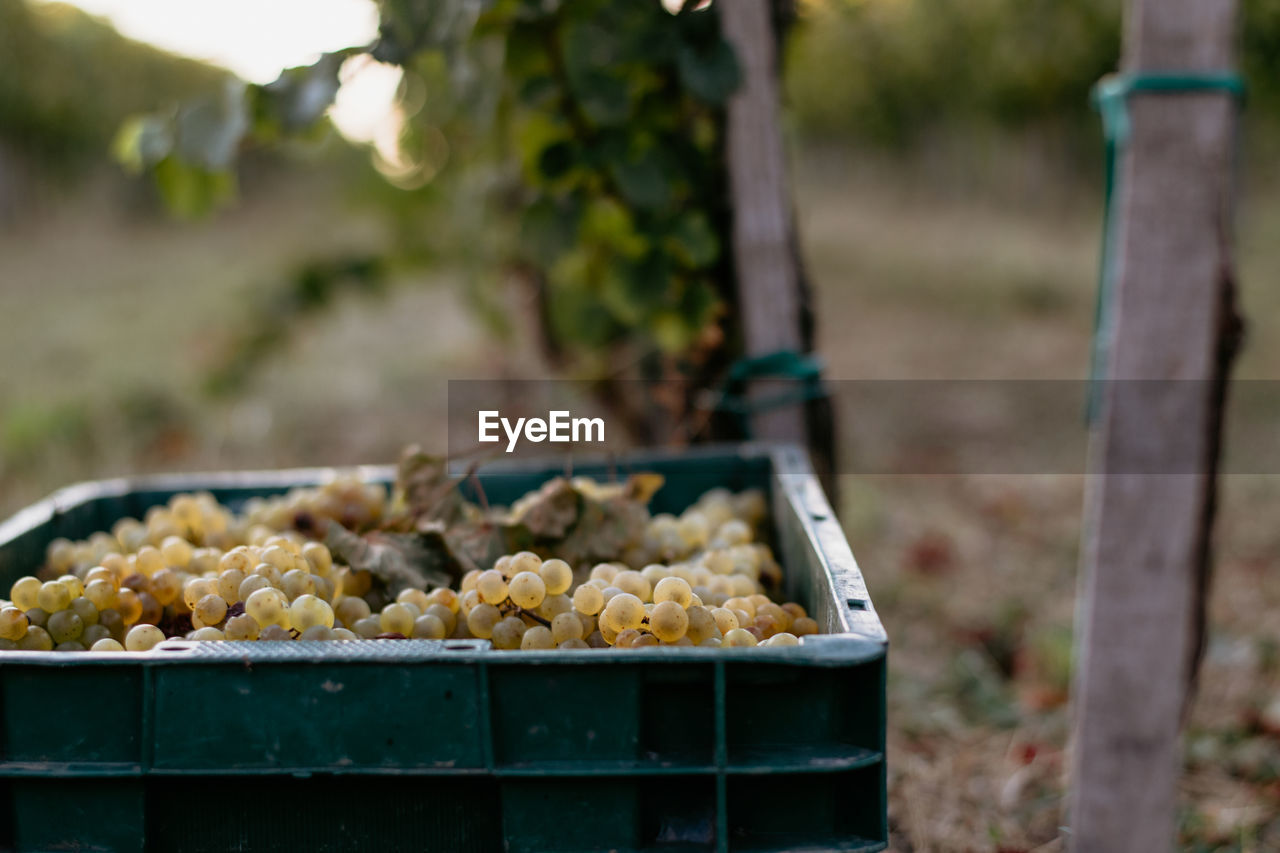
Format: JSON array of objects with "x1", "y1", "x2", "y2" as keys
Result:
[{"x1": 514, "y1": 607, "x2": 551, "y2": 628}]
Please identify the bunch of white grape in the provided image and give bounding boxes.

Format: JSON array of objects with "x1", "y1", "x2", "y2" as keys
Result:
[
  {"x1": 2, "y1": 480, "x2": 820, "y2": 653},
  {"x1": 621, "y1": 487, "x2": 774, "y2": 572},
  {"x1": 450, "y1": 549, "x2": 818, "y2": 651},
  {"x1": 241, "y1": 477, "x2": 387, "y2": 535}
]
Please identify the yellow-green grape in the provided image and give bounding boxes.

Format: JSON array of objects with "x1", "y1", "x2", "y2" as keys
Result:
[
  {"x1": 84, "y1": 566, "x2": 116, "y2": 587},
  {"x1": 729, "y1": 574, "x2": 756, "y2": 598},
  {"x1": 520, "y1": 625, "x2": 554, "y2": 650},
  {"x1": 37, "y1": 581, "x2": 72, "y2": 613},
  {"x1": 558, "y1": 638, "x2": 590, "y2": 650},
  {"x1": 301, "y1": 542, "x2": 333, "y2": 577},
  {"x1": 55, "y1": 641, "x2": 86, "y2": 652},
  {"x1": 653, "y1": 577, "x2": 693, "y2": 608},
  {"x1": 476, "y1": 570, "x2": 508, "y2": 605},
  {"x1": 219, "y1": 547, "x2": 255, "y2": 576},
  {"x1": 764, "y1": 632, "x2": 799, "y2": 647},
  {"x1": 379, "y1": 603, "x2": 414, "y2": 636},
  {"x1": 533, "y1": 594, "x2": 568, "y2": 623},
  {"x1": 216, "y1": 569, "x2": 245, "y2": 605},
  {"x1": 792, "y1": 617, "x2": 819, "y2": 637},
  {"x1": 335, "y1": 596, "x2": 371, "y2": 628},
  {"x1": 427, "y1": 587, "x2": 459, "y2": 614},
  {"x1": 613, "y1": 571, "x2": 651, "y2": 602},
  {"x1": 599, "y1": 586, "x2": 624, "y2": 607},
  {"x1": 460, "y1": 589, "x2": 481, "y2": 613},
  {"x1": 424, "y1": 603, "x2": 457, "y2": 635},
  {"x1": 612, "y1": 628, "x2": 641, "y2": 648},
  {"x1": 24, "y1": 607, "x2": 48, "y2": 628},
  {"x1": 98, "y1": 609, "x2": 124, "y2": 640},
  {"x1": 396, "y1": 588, "x2": 431, "y2": 611},
  {"x1": 282, "y1": 569, "x2": 316, "y2": 601},
  {"x1": 686, "y1": 606, "x2": 720, "y2": 644},
  {"x1": 537, "y1": 559, "x2": 573, "y2": 596},
  {"x1": 466, "y1": 603, "x2": 502, "y2": 639},
  {"x1": 264, "y1": 534, "x2": 301, "y2": 555},
  {"x1": 238, "y1": 575, "x2": 271, "y2": 602},
  {"x1": 632, "y1": 631, "x2": 662, "y2": 647},
  {"x1": 332, "y1": 628, "x2": 357, "y2": 641},
  {"x1": 246, "y1": 588, "x2": 290, "y2": 629},
  {"x1": 192, "y1": 546, "x2": 223, "y2": 575},
  {"x1": 257, "y1": 625, "x2": 293, "y2": 642},
  {"x1": 491, "y1": 616, "x2": 526, "y2": 650},
  {"x1": 723, "y1": 628, "x2": 758, "y2": 647},
  {"x1": 191, "y1": 627, "x2": 226, "y2": 641},
  {"x1": 0, "y1": 607, "x2": 29, "y2": 641},
  {"x1": 747, "y1": 593, "x2": 771, "y2": 611},
  {"x1": 589, "y1": 563, "x2": 619, "y2": 583},
  {"x1": 756, "y1": 603, "x2": 792, "y2": 633},
  {"x1": 84, "y1": 579, "x2": 118, "y2": 611},
  {"x1": 100, "y1": 552, "x2": 130, "y2": 580},
  {"x1": 125, "y1": 624, "x2": 165, "y2": 651},
  {"x1": 46, "y1": 538, "x2": 76, "y2": 573},
  {"x1": 82, "y1": 624, "x2": 110, "y2": 646},
  {"x1": 663, "y1": 636, "x2": 694, "y2": 647},
  {"x1": 599, "y1": 620, "x2": 619, "y2": 645},
  {"x1": 261, "y1": 545, "x2": 294, "y2": 572},
  {"x1": 252, "y1": 563, "x2": 284, "y2": 589},
  {"x1": 586, "y1": 631, "x2": 607, "y2": 648},
  {"x1": 135, "y1": 546, "x2": 164, "y2": 577},
  {"x1": 508, "y1": 572, "x2": 547, "y2": 609},
  {"x1": 224, "y1": 614, "x2": 260, "y2": 641},
  {"x1": 298, "y1": 625, "x2": 335, "y2": 641},
  {"x1": 90, "y1": 638, "x2": 124, "y2": 652},
  {"x1": 183, "y1": 578, "x2": 217, "y2": 610},
  {"x1": 711, "y1": 608, "x2": 740, "y2": 635},
  {"x1": 112, "y1": 518, "x2": 148, "y2": 552},
  {"x1": 352, "y1": 617, "x2": 382, "y2": 639},
  {"x1": 160, "y1": 536, "x2": 193, "y2": 570},
  {"x1": 19, "y1": 625, "x2": 53, "y2": 650},
  {"x1": 460, "y1": 569, "x2": 481, "y2": 594},
  {"x1": 724, "y1": 597, "x2": 756, "y2": 619},
  {"x1": 146, "y1": 569, "x2": 178, "y2": 606},
  {"x1": 312, "y1": 575, "x2": 335, "y2": 603},
  {"x1": 138, "y1": 592, "x2": 163, "y2": 626},
  {"x1": 640, "y1": 564, "x2": 670, "y2": 588},
  {"x1": 550, "y1": 612, "x2": 584, "y2": 644},
  {"x1": 194, "y1": 594, "x2": 228, "y2": 627},
  {"x1": 572, "y1": 584, "x2": 604, "y2": 616},
  {"x1": 648, "y1": 601, "x2": 689, "y2": 643},
  {"x1": 412, "y1": 614, "x2": 447, "y2": 639},
  {"x1": 506, "y1": 551, "x2": 542, "y2": 577},
  {"x1": 602, "y1": 593, "x2": 645, "y2": 633},
  {"x1": 70, "y1": 597, "x2": 99, "y2": 626},
  {"x1": 290, "y1": 595, "x2": 334, "y2": 632}
]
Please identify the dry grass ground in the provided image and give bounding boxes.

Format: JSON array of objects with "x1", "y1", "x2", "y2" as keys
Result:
[{"x1": 2, "y1": 142, "x2": 1279, "y2": 851}]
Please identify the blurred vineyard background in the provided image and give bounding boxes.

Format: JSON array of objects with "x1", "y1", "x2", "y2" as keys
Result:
[{"x1": 3, "y1": 0, "x2": 1280, "y2": 848}]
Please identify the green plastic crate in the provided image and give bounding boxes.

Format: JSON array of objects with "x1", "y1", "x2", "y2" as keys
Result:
[{"x1": 0, "y1": 444, "x2": 887, "y2": 852}]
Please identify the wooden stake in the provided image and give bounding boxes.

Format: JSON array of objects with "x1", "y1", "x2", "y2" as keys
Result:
[
  {"x1": 1069, "y1": 2, "x2": 1241, "y2": 850},
  {"x1": 719, "y1": 0, "x2": 809, "y2": 445}
]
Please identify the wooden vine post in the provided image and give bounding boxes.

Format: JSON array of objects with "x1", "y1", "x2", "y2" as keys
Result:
[
  {"x1": 718, "y1": 0, "x2": 812, "y2": 446},
  {"x1": 1070, "y1": 0, "x2": 1242, "y2": 850}
]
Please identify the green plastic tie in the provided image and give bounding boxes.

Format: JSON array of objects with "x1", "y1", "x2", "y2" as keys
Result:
[
  {"x1": 717, "y1": 349, "x2": 827, "y2": 435},
  {"x1": 1087, "y1": 71, "x2": 1245, "y2": 423}
]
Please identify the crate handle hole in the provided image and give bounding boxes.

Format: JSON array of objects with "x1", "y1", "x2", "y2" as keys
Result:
[
  {"x1": 156, "y1": 642, "x2": 196, "y2": 652},
  {"x1": 846, "y1": 598, "x2": 868, "y2": 611}
]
